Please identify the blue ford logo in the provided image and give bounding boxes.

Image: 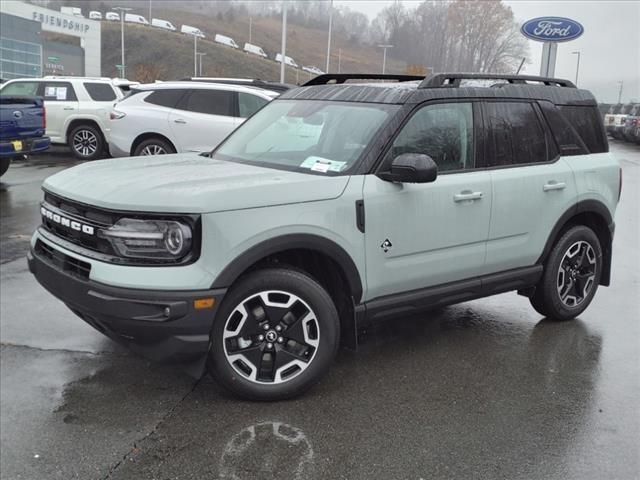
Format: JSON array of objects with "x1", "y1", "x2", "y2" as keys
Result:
[{"x1": 521, "y1": 17, "x2": 584, "y2": 42}]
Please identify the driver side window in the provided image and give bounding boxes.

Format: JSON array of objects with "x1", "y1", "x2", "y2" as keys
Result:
[{"x1": 390, "y1": 102, "x2": 474, "y2": 172}]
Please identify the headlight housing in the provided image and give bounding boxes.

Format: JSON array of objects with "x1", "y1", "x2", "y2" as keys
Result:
[{"x1": 98, "y1": 218, "x2": 193, "y2": 261}]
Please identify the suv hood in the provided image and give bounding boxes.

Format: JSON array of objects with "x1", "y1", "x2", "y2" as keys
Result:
[{"x1": 43, "y1": 153, "x2": 350, "y2": 213}]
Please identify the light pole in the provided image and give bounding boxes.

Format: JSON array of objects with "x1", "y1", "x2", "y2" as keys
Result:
[
  {"x1": 193, "y1": 34, "x2": 198, "y2": 76},
  {"x1": 338, "y1": 48, "x2": 341, "y2": 74},
  {"x1": 197, "y1": 52, "x2": 206, "y2": 76},
  {"x1": 249, "y1": 16, "x2": 252, "y2": 44},
  {"x1": 113, "y1": 7, "x2": 131, "y2": 78},
  {"x1": 571, "y1": 51, "x2": 580, "y2": 85},
  {"x1": 280, "y1": 2, "x2": 287, "y2": 83},
  {"x1": 149, "y1": 0, "x2": 152, "y2": 21},
  {"x1": 617, "y1": 80, "x2": 624, "y2": 104},
  {"x1": 378, "y1": 44, "x2": 393, "y2": 74},
  {"x1": 325, "y1": 0, "x2": 333, "y2": 73}
]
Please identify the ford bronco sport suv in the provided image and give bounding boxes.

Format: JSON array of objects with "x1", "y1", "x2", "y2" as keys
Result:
[{"x1": 28, "y1": 73, "x2": 620, "y2": 401}]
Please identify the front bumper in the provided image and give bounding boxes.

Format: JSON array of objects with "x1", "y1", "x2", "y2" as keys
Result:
[
  {"x1": 0, "y1": 136, "x2": 50, "y2": 157},
  {"x1": 28, "y1": 244, "x2": 226, "y2": 370}
]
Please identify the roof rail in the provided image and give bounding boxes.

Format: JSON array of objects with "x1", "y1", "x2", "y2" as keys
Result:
[
  {"x1": 303, "y1": 73, "x2": 424, "y2": 86},
  {"x1": 419, "y1": 73, "x2": 576, "y2": 89}
]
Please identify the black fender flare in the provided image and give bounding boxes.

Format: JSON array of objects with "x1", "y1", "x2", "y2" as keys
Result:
[
  {"x1": 211, "y1": 234, "x2": 364, "y2": 303},
  {"x1": 537, "y1": 199, "x2": 614, "y2": 285}
]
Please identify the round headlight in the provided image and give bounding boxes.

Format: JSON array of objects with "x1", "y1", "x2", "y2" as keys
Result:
[{"x1": 165, "y1": 224, "x2": 184, "y2": 255}]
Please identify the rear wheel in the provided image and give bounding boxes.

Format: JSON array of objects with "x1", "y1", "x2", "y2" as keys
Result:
[
  {"x1": 69, "y1": 124, "x2": 104, "y2": 160},
  {"x1": 133, "y1": 137, "x2": 175, "y2": 157},
  {"x1": 530, "y1": 225, "x2": 602, "y2": 320},
  {"x1": 208, "y1": 268, "x2": 339, "y2": 401}
]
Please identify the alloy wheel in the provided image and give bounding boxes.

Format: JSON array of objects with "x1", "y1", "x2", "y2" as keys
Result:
[
  {"x1": 556, "y1": 240, "x2": 597, "y2": 307},
  {"x1": 72, "y1": 130, "x2": 98, "y2": 157},
  {"x1": 140, "y1": 144, "x2": 167, "y2": 155},
  {"x1": 222, "y1": 290, "x2": 320, "y2": 385}
]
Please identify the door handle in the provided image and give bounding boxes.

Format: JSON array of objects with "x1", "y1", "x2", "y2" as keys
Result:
[
  {"x1": 63, "y1": 107, "x2": 75, "y2": 111},
  {"x1": 543, "y1": 181, "x2": 566, "y2": 192},
  {"x1": 173, "y1": 119, "x2": 187, "y2": 124},
  {"x1": 454, "y1": 190, "x2": 483, "y2": 202}
]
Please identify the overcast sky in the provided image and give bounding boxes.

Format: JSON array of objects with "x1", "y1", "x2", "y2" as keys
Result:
[{"x1": 335, "y1": 0, "x2": 639, "y2": 103}]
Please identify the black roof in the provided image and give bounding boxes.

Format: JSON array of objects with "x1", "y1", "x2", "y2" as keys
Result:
[{"x1": 282, "y1": 73, "x2": 597, "y2": 106}]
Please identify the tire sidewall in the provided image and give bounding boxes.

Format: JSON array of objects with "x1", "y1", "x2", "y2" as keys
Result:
[
  {"x1": 208, "y1": 268, "x2": 340, "y2": 401},
  {"x1": 542, "y1": 226, "x2": 602, "y2": 320},
  {"x1": 133, "y1": 138, "x2": 175, "y2": 157},
  {"x1": 69, "y1": 125, "x2": 103, "y2": 160}
]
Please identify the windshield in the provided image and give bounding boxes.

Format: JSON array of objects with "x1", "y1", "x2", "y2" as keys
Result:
[{"x1": 214, "y1": 100, "x2": 399, "y2": 174}]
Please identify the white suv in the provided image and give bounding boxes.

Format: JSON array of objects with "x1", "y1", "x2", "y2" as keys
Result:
[
  {"x1": 0, "y1": 76, "x2": 125, "y2": 160},
  {"x1": 108, "y1": 82, "x2": 278, "y2": 157}
]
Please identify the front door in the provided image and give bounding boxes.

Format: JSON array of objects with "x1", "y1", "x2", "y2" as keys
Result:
[{"x1": 363, "y1": 102, "x2": 492, "y2": 301}]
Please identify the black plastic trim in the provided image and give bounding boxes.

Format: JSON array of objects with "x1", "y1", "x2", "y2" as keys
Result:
[
  {"x1": 420, "y1": 73, "x2": 576, "y2": 89},
  {"x1": 362, "y1": 266, "x2": 543, "y2": 323},
  {"x1": 211, "y1": 234, "x2": 364, "y2": 303},
  {"x1": 355, "y1": 200, "x2": 365, "y2": 233},
  {"x1": 303, "y1": 73, "x2": 424, "y2": 86}
]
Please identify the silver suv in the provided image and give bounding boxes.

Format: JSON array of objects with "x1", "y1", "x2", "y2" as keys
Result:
[{"x1": 28, "y1": 73, "x2": 621, "y2": 401}]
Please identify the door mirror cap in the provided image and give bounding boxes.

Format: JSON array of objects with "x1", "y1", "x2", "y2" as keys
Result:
[{"x1": 378, "y1": 153, "x2": 438, "y2": 183}]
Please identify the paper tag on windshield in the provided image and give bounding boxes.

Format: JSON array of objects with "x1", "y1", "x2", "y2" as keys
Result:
[{"x1": 301, "y1": 156, "x2": 347, "y2": 173}]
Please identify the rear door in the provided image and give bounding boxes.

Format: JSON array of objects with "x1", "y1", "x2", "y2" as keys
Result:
[
  {"x1": 168, "y1": 88, "x2": 238, "y2": 152},
  {"x1": 482, "y1": 100, "x2": 576, "y2": 273},
  {"x1": 41, "y1": 81, "x2": 79, "y2": 142}
]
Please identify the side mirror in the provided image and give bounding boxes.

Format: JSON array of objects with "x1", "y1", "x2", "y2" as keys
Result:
[{"x1": 378, "y1": 153, "x2": 438, "y2": 183}]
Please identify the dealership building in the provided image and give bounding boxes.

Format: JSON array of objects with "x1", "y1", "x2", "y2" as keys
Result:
[{"x1": 0, "y1": 1, "x2": 100, "y2": 79}]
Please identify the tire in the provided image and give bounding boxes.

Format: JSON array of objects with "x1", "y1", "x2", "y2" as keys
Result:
[
  {"x1": 0, "y1": 157, "x2": 10, "y2": 177},
  {"x1": 530, "y1": 225, "x2": 602, "y2": 321},
  {"x1": 69, "y1": 124, "x2": 104, "y2": 160},
  {"x1": 207, "y1": 268, "x2": 340, "y2": 401},
  {"x1": 133, "y1": 137, "x2": 175, "y2": 157}
]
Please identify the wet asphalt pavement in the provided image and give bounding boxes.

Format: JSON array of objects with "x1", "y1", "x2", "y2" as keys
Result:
[{"x1": 1, "y1": 142, "x2": 639, "y2": 480}]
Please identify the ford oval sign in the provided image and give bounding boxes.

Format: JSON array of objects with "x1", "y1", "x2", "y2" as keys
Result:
[{"x1": 521, "y1": 17, "x2": 584, "y2": 43}]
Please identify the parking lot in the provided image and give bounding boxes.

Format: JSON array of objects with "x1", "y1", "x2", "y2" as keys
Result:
[{"x1": 0, "y1": 139, "x2": 638, "y2": 479}]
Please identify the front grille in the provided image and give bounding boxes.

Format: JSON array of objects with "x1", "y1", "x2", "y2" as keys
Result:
[
  {"x1": 42, "y1": 192, "x2": 116, "y2": 256},
  {"x1": 35, "y1": 240, "x2": 91, "y2": 280}
]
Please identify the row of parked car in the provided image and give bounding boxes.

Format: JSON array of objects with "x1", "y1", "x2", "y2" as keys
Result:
[
  {"x1": 61, "y1": 7, "x2": 325, "y2": 76},
  {"x1": 0, "y1": 75, "x2": 290, "y2": 172},
  {"x1": 603, "y1": 103, "x2": 640, "y2": 144}
]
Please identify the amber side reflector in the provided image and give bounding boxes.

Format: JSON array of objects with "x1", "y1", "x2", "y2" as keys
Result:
[{"x1": 194, "y1": 298, "x2": 215, "y2": 309}]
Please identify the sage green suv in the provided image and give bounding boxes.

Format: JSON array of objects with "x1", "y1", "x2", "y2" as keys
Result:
[{"x1": 28, "y1": 73, "x2": 621, "y2": 400}]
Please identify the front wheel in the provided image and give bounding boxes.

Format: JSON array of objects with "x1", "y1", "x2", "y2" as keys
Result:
[
  {"x1": 69, "y1": 124, "x2": 104, "y2": 160},
  {"x1": 208, "y1": 268, "x2": 340, "y2": 401},
  {"x1": 530, "y1": 225, "x2": 602, "y2": 321}
]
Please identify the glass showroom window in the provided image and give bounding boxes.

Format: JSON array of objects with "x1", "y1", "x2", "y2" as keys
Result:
[{"x1": 0, "y1": 37, "x2": 42, "y2": 79}]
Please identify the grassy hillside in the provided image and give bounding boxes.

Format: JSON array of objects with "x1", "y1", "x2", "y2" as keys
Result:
[{"x1": 100, "y1": 8, "x2": 406, "y2": 83}]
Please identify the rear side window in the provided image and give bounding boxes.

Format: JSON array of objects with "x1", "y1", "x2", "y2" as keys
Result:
[
  {"x1": 559, "y1": 106, "x2": 608, "y2": 153},
  {"x1": 42, "y1": 82, "x2": 77, "y2": 101},
  {"x1": 180, "y1": 89, "x2": 235, "y2": 117},
  {"x1": 84, "y1": 82, "x2": 117, "y2": 101},
  {"x1": 143, "y1": 89, "x2": 188, "y2": 108},
  {"x1": 538, "y1": 101, "x2": 588, "y2": 156},
  {"x1": 238, "y1": 92, "x2": 268, "y2": 118},
  {"x1": 1, "y1": 81, "x2": 39, "y2": 96},
  {"x1": 390, "y1": 102, "x2": 474, "y2": 172},
  {"x1": 483, "y1": 102, "x2": 550, "y2": 167}
]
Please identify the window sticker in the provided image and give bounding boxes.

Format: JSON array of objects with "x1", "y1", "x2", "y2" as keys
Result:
[
  {"x1": 45, "y1": 86, "x2": 56, "y2": 97},
  {"x1": 55, "y1": 87, "x2": 67, "y2": 100},
  {"x1": 300, "y1": 156, "x2": 347, "y2": 173}
]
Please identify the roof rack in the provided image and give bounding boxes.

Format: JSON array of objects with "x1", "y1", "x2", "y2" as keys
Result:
[
  {"x1": 419, "y1": 73, "x2": 576, "y2": 89},
  {"x1": 303, "y1": 73, "x2": 424, "y2": 86}
]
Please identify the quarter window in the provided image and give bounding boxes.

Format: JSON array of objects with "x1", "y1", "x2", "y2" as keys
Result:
[
  {"x1": 558, "y1": 105, "x2": 608, "y2": 154},
  {"x1": 238, "y1": 92, "x2": 268, "y2": 118},
  {"x1": 389, "y1": 102, "x2": 474, "y2": 172},
  {"x1": 181, "y1": 89, "x2": 235, "y2": 117},
  {"x1": 83, "y1": 82, "x2": 117, "y2": 101},
  {"x1": 484, "y1": 102, "x2": 550, "y2": 167}
]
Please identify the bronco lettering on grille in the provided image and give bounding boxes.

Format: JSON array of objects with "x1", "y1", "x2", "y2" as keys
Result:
[{"x1": 41, "y1": 206, "x2": 95, "y2": 235}]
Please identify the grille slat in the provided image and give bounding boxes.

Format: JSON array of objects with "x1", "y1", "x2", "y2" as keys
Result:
[{"x1": 35, "y1": 240, "x2": 91, "y2": 279}]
